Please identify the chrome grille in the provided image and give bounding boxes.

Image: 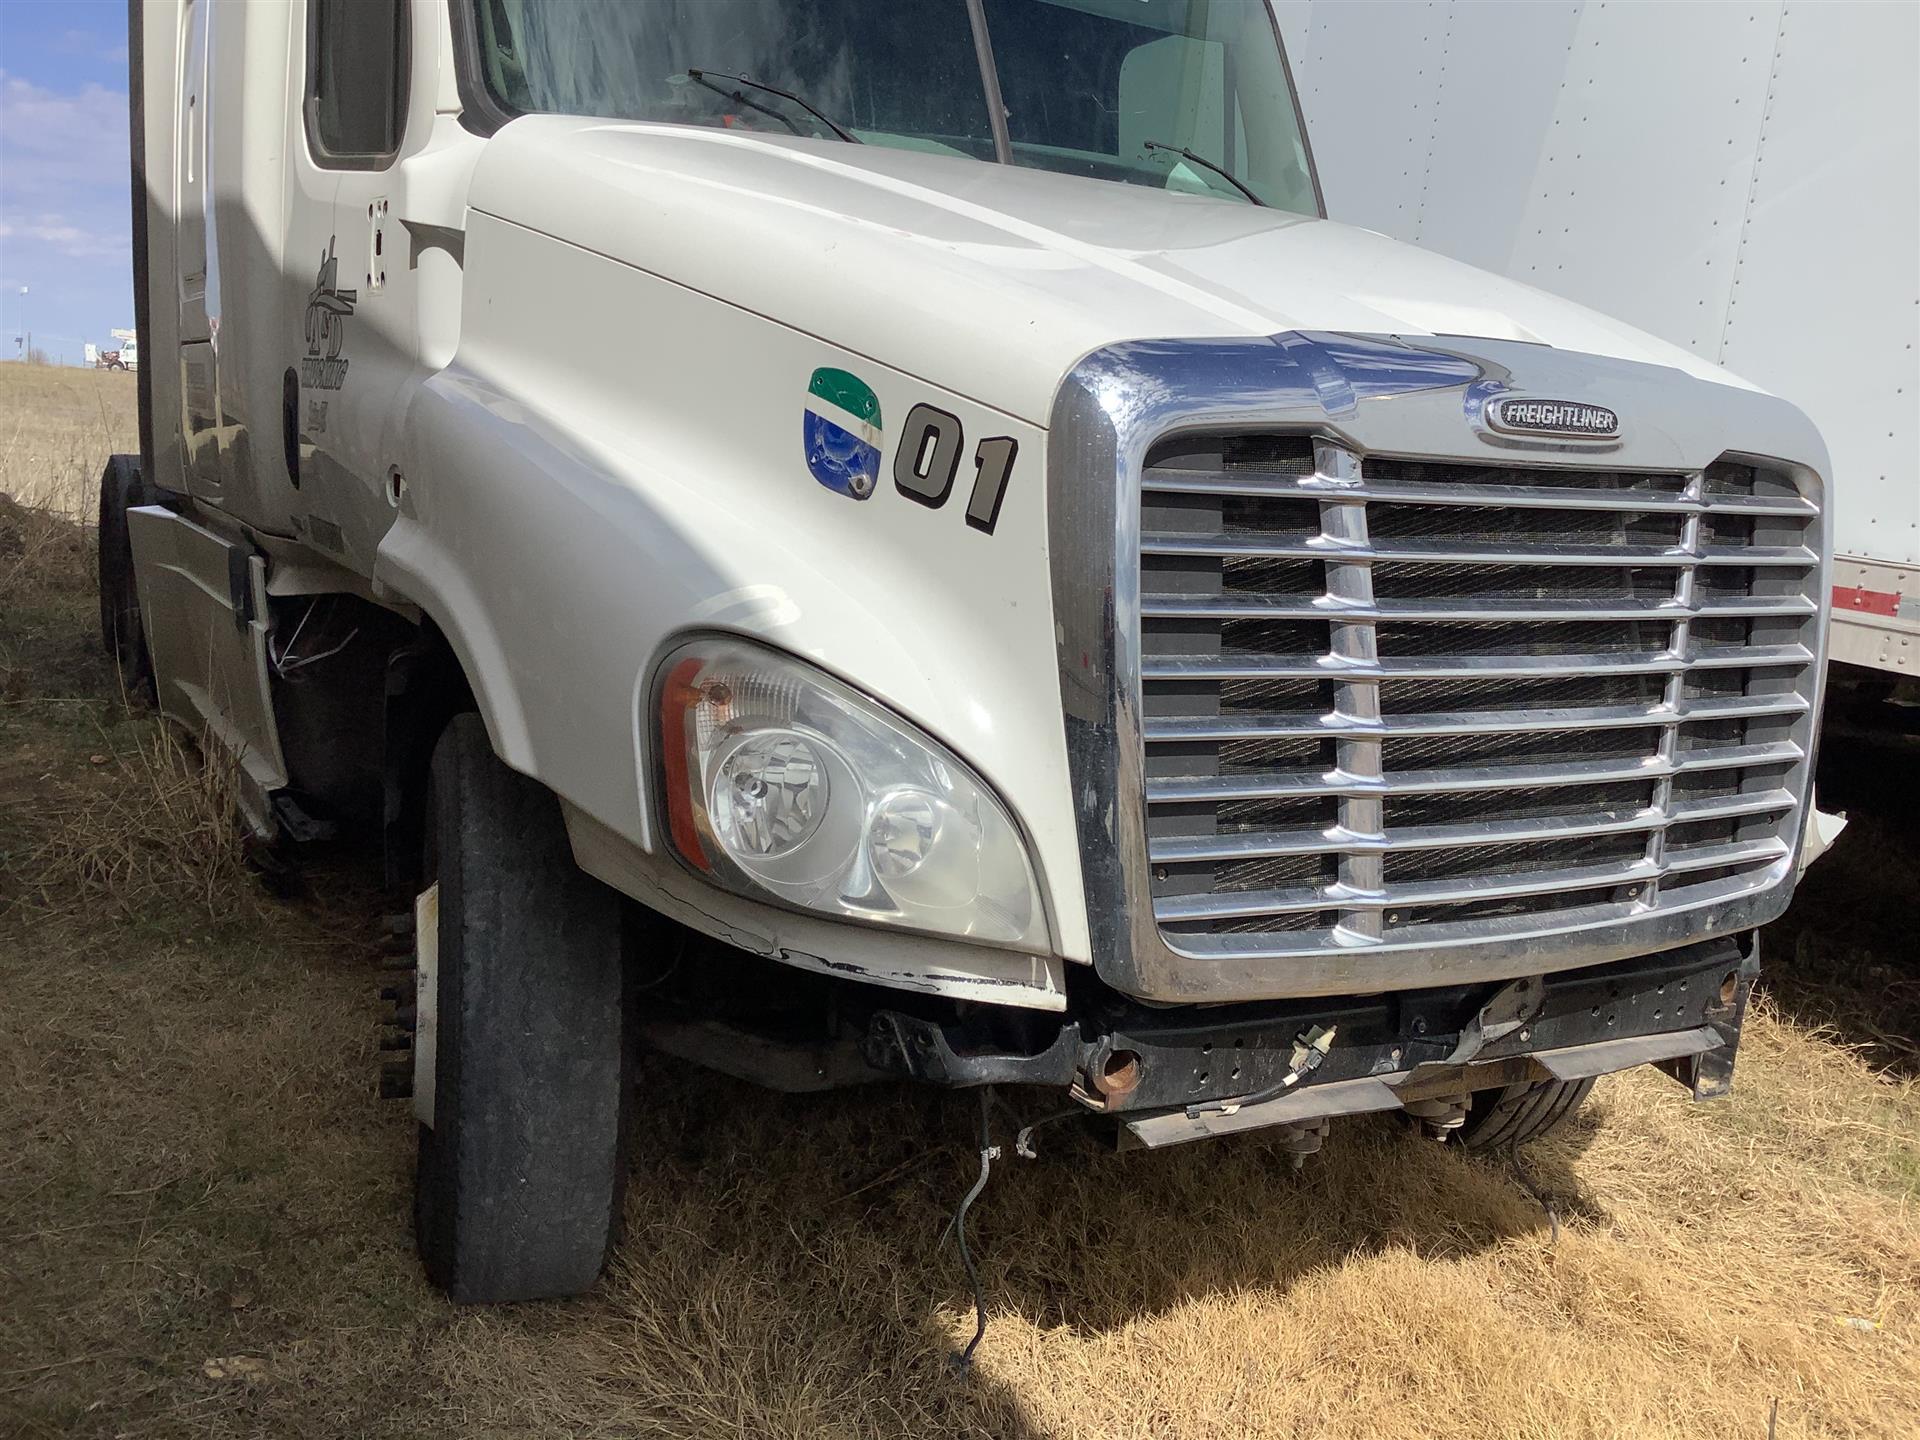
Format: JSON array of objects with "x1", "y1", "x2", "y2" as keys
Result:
[{"x1": 1139, "y1": 435, "x2": 1821, "y2": 955}]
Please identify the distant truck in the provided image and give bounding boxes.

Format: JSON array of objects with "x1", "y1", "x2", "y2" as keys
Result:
[
  {"x1": 105, "y1": 0, "x2": 1832, "y2": 1304},
  {"x1": 94, "y1": 329, "x2": 139, "y2": 371}
]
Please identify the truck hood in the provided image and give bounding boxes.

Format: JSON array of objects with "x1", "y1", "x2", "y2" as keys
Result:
[{"x1": 468, "y1": 117, "x2": 1755, "y2": 425}]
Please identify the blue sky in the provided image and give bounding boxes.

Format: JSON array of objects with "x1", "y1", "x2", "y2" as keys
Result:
[{"x1": 0, "y1": 0, "x2": 134, "y2": 365}]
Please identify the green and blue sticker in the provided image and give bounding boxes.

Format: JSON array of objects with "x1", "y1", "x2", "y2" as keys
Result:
[{"x1": 804, "y1": 367, "x2": 882, "y2": 500}]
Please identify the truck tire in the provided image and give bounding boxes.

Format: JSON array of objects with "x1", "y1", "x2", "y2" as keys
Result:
[
  {"x1": 1453, "y1": 1076, "x2": 1596, "y2": 1151},
  {"x1": 413, "y1": 713, "x2": 631, "y2": 1303},
  {"x1": 96, "y1": 454, "x2": 156, "y2": 704}
]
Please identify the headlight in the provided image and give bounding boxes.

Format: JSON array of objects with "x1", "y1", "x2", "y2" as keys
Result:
[{"x1": 653, "y1": 638, "x2": 1048, "y2": 953}]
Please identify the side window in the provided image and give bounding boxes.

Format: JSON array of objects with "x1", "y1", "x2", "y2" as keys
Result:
[{"x1": 306, "y1": 0, "x2": 409, "y2": 169}]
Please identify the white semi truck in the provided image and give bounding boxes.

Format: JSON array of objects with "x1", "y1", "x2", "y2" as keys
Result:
[{"x1": 107, "y1": 0, "x2": 1833, "y2": 1304}]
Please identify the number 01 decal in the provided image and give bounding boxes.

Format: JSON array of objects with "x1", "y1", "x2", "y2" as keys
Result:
[
  {"x1": 966, "y1": 436, "x2": 1018, "y2": 533},
  {"x1": 893, "y1": 403, "x2": 1019, "y2": 536}
]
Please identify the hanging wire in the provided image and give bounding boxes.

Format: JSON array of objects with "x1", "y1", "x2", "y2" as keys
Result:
[
  {"x1": 943, "y1": 1087, "x2": 998, "y2": 1373},
  {"x1": 269, "y1": 595, "x2": 360, "y2": 679},
  {"x1": 1013, "y1": 1106, "x2": 1084, "y2": 1160}
]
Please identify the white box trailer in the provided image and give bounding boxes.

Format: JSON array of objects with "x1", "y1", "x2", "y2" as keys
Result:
[{"x1": 1275, "y1": 0, "x2": 1918, "y2": 675}]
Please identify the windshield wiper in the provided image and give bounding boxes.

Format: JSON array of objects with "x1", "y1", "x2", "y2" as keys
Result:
[
  {"x1": 1142, "y1": 140, "x2": 1263, "y2": 206},
  {"x1": 681, "y1": 69, "x2": 861, "y2": 144}
]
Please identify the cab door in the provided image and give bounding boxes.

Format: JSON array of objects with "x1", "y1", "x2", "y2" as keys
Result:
[
  {"x1": 283, "y1": 0, "x2": 418, "y2": 574},
  {"x1": 174, "y1": 0, "x2": 219, "y2": 499}
]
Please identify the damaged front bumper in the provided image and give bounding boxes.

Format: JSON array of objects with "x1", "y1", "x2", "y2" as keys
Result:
[{"x1": 858, "y1": 933, "x2": 1759, "y2": 1147}]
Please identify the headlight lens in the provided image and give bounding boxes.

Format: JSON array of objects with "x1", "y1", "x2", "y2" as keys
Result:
[
  {"x1": 655, "y1": 638, "x2": 1048, "y2": 952},
  {"x1": 711, "y1": 732, "x2": 829, "y2": 859}
]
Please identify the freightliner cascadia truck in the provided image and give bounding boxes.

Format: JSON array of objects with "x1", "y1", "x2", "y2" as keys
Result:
[{"x1": 106, "y1": 0, "x2": 1834, "y2": 1303}]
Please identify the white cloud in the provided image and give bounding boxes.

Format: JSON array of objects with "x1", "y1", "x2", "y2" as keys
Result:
[
  {"x1": 0, "y1": 72, "x2": 131, "y2": 200},
  {"x1": 0, "y1": 72, "x2": 131, "y2": 262},
  {"x1": 0, "y1": 214, "x2": 129, "y2": 260},
  {"x1": 51, "y1": 28, "x2": 130, "y2": 67}
]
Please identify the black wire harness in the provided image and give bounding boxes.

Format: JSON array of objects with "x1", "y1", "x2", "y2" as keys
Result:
[{"x1": 943, "y1": 1088, "x2": 999, "y2": 1373}]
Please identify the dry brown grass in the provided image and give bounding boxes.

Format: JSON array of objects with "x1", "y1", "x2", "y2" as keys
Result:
[
  {"x1": 1, "y1": 360, "x2": 1916, "y2": 1438},
  {"x1": 7, "y1": 721, "x2": 260, "y2": 923},
  {"x1": 0, "y1": 367, "x2": 255, "y2": 930},
  {"x1": 0, "y1": 361, "x2": 136, "y2": 519}
]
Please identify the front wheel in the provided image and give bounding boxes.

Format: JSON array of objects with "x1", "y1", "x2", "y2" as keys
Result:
[
  {"x1": 1452, "y1": 1076, "x2": 1596, "y2": 1151},
  {"x1": 412, "y1": 714, "x2": 631, "y2": 1302}
]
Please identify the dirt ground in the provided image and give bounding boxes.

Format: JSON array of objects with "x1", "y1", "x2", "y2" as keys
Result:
[{"x1": 2, "y1": 362, "x2": 1916, "y2": 1438}]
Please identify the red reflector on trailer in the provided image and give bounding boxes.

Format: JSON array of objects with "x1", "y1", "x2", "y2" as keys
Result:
[{"x1": 1831, "y1": 584, "x2": 1901, "y2": 617}]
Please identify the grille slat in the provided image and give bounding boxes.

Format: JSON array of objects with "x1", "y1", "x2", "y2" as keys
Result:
[
  {"x1": 1141, "y1": 592, "x2": 1818, "y2": 622},
  {"x1": 1138, "y1": 438, "x2": 1819, "y2": 950},
  {"x1": 1141, "y1": 467, "x2": 1819, "y2": 518},
  {"x1": 1147, "y1": 788, "x2": 1795, "y2": 864},
  {"x1": 1145, "y1": 691, "x2": 1809, "y2": 742},
  {"x1": 1154, "y1": 836, "x2": 1790, "y2": 923},
  {"x1": 1141, "y1": 644, "x2": 1811, "y2": 682},
  {"x1": 1144, "y1": 738, "x2": 1802, "y2": 805},
  {"x1": 1142, "y1": 532, "x2": 1816, "y2": 568}
]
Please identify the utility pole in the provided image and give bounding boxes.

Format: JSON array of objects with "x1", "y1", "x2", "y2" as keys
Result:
[{"x1": 19, "y1": 285, "x2": 29, "y2": 364}]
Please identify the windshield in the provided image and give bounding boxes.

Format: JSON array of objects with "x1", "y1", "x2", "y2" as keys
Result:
[{"x1": 465, "y1": 0, "x2": 1319, "y2": 213}]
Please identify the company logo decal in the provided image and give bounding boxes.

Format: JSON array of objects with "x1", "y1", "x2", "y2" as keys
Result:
[
  {"x1": 301, "y1": 237, "x2": 357, "y2": 392},
  {"x1": 1483, "y1": 395, "x2": 1620, "y2": 440},
  {"x1": 803, "y1": 367, "x2": 882, "y2": 499}
]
